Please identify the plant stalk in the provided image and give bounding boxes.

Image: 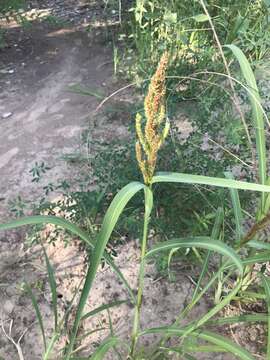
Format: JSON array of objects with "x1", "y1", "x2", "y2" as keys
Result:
[
  {"x1": 129, "y1": 192, "x2": 151, "y2": 358},
  {"x1": 43, "y1": 332, "x2": 59, "y2": 360}
]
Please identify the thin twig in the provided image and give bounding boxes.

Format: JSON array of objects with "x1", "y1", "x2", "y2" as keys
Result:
[
  {"x1": 240, "y1": 211, "x2": 270, "y2": 246},
  {"x1": 1, "y1": 319, "x2": 28, "y2": 360},
  {"x1": 208, "y1": 138, "x2": 252, "y2": 168},
  {"x1": 94, "y1": 82, "x2": 139, "y2": 113}
]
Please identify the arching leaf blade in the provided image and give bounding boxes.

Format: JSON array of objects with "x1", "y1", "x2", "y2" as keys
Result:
[{"x1": 145, "y1": 237, "x2": 243, "y2": 275}]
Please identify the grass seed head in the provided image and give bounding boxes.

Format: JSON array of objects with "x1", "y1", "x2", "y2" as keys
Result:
[{"x1": 135, "y1": 52, "x2": 170, "y2": 184}]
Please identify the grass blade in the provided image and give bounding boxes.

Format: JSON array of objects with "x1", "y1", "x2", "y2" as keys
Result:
[
  {"x1": 0, "y1": 215, "x2": 94, "y2": 246},
  {"x1": 183, "y1": 345, "x2": 225, "y2": 353},
  {"x1": 225, "y1": 171, "x2": 243, "y2": 244},
  {"x1": 43, "y1": 332, "x2": 59, "y2": 360},
  {"x1": 66, "y1": 182, "x2": 146, "y2": 358},
  {"x1": 226, "y1": 44, "x2": 266, "y2": 213},
  {"x1": 141, "y1": 328, "x2": 255, "y2": 360},
  {"x1": 42, "y1": 245, "x2": 58, "y2": 331},
  {"x1": 261, "y1": 275, "x2": 270, "y2": 357},
  {"x1": 23, "y1": 283, "x2": 47, "y2": 351},
  {"x1": 89, "y1": 337, "x2": 119, "y2": 360},
  {"x1": 207, "y1": 313, "x2": 267, "y2": 326},
  {"x1": 247, "y1": 240, "x2": 270, "y2": 250},
  {"x1": 145, "y1": 237, "x2": 243, "y2": 275},
  {"x1": 225, "y1": 251, "x2": 270, "y2": 269},
  {"x1": 192, "y1": 207, "x2": 223, "y2": 301},
  {"x1": 152, "y1": 172, "x2": 270, "y2": 193}
]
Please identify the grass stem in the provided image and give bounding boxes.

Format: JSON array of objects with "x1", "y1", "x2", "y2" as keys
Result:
[{"x1": 129, "y1": 188, "x2": 151, "y2": 358}]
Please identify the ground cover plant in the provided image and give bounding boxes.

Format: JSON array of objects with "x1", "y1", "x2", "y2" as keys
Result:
[{"x1": 2, "y1": 37, "x2": 270, "y2": 359}]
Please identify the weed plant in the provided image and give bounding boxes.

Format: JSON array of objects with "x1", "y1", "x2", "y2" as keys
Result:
[{"x1": 2, "y1": 41, "x2": 270, "y2": 359}]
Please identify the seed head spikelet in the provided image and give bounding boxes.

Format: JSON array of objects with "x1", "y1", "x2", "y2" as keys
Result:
[{"x1": 135, "y1": 52, "x2": 169, "y2": 184}]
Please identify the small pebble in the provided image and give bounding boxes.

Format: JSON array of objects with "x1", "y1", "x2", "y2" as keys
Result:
[
  {"x1": 3, "y1": 300, "x2": 15, "y2": 314},
  {"x1": 2, "y1": 112, "x2": 13, "y2": 119}
]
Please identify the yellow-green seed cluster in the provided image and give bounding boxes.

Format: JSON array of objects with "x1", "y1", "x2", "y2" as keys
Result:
[{"x1": 135, "y1": 52, "x2": 170, "y2": 184}]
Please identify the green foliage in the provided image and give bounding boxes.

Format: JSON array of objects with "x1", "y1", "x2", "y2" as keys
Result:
[
  {"x1": 30, "y1": 162, "x2": 51, "y2": 183},
  {"x1": 0, "y1": 0, "x2": 25, "y2": 15},
  {"x1": 123, "y1": 0, "x2": 270, "y2": 79}
]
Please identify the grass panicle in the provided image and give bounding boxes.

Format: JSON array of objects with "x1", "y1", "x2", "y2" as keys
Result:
[{"x1": 135, "y1": 52, "x2": 170, "y2": 185}]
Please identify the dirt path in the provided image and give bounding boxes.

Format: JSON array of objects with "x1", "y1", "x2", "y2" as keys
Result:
[{"x1": 0, "y1": 24, "x2": 113, "y2": 216}]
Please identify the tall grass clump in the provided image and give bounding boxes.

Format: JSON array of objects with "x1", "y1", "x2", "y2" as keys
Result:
[{"x1": 2, "y1": 45, "x2": 270, "y2": 359}]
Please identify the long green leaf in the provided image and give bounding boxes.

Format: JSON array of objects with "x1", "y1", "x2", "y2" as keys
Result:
[
  {"x1": 152, "y1": 172, "x2": 270, "y2": 193},
  {"x1": 207, "y1": 313, "x2": 267, "y2": 326},
  {"x1": 183, "y1": 345, "x2": 225, "y2": 353},
  {"x1": 145, "y1": 237, "x2": 243, "y2": 275},
  {"x1": 141, "y1": 328, "x2": 255, "y2": 360},
  {"x1": 24, "y1": 283, "x2": 47, "y2": 351},
  {"x1": 247, "y1": 240, "x2": 270, "y2": 251},
  {"x1": 42, "y1": 246, "x2": 58, "y2": 331},
  {"x1": 239, "y1": 290, "x2": 266, "y2": 300},
  {"x1": 192, "y1": 207, "x2": 223, "y2": 301},
  {"x1": 225, "y1": 171, "x2": 243, "y2": 244},
  {"x1": 66, "y1": 182, "x2": 146, "y2": 358},
  {"x1": 226, "y1": 44, "x2": 266, "y2": 213},
  {"x1": 261, "y1": 275, "x2": 270, "y2": 357},
  {"x1": 0, "y1": 215, "x2": 93, "y2": 245},
  {"x1": 0, "y1": 215, "x2": 135, "y2": 303},
  {"x1": 89, "y1": 337, "x2": 119, "y2": 360},
  {"x1": 225, "y1": 251, "x2": 270, "y2": 269}
]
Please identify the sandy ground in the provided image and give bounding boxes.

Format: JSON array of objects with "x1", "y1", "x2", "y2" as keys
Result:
[
  {"x1": 0, "y1": 25, "x2": 113, "y2": 215},
  {"x1": 0, "y1": 2, "x2": 250, "y2": 359}
]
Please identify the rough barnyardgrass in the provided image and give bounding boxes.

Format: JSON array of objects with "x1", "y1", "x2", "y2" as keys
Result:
[
  {"x1": 135, "y1": 51, "x2": 170, "y2": 185},
  {"x1": 1, "y1": 46, "x2": 270, "y2": 359}
]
